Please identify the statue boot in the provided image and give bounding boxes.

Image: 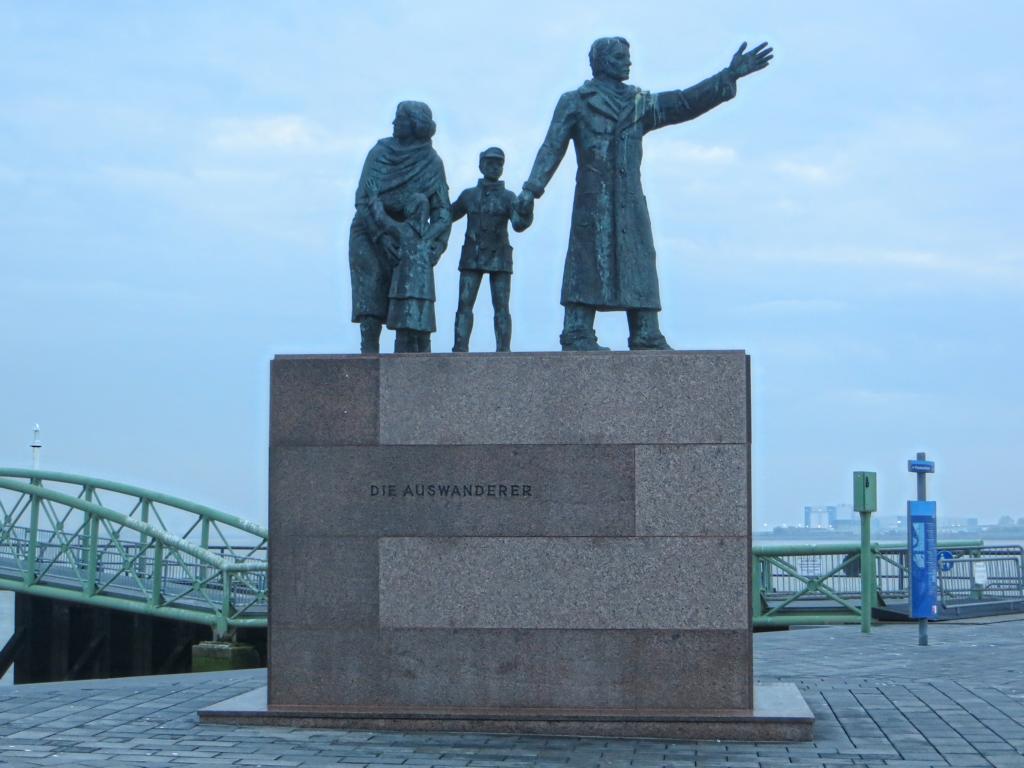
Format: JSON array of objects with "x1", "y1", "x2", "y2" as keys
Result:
[
  {"x1": 494, "y1": 311, "x2": 512, "y2": 352},
  {"x1": 627, "y1": 310, "x2": 672, "y2": 351},
  {"x1": 560, "y1": 304, "x2": 608, "y2": 351},
  {"x1": 359, "y1": 317, "x2": 382, "y2": 355},
  {"x1": 559, "y1": 328, "x2": 609, "y2": 351},
  {"x1": 452, "y1": 311, "x2": 473, "y2": 352}
]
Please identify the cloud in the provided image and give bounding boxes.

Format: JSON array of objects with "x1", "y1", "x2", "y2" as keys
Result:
[
  {"x1": 774, "y1": 160, "x2": 833, "y2": 184},
  {"x1": 100, "y1": 165, "x2": 191, "y2": 194},
  {"x1": 644, "y1": 140, "x2": 737, "y2": 165},
  {"x1": 208, "y1": 116, "x2": 371, "y2": 155},
  {"x1": 743, "y1": 298, "x2": 847, "y2": 314},
  {"x1": 99, "y1": 163, "x2": 332, "y2": 199},
  {"x1": 95, "y1": 162, "x2": 340, "y2": 248},
  {"x1": 758, "y1": 246, "x2": 1024, "y2": 284},
  {"x1": 828, "y1": 387, "x2": 921, "y2": 407}
]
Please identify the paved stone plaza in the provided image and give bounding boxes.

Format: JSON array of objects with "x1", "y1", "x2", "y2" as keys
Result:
[{"x1": 0, "y1": 618, "x2": 1021, "y2": 767}]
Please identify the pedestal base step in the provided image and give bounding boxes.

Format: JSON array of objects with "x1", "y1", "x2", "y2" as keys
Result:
[{"x1": 199, "y1": 683, "x2": 813, "y2": 742}]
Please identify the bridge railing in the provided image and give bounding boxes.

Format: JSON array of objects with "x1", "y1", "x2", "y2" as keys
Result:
[
  {"x1": 875, "y1": 544, "x2": 1024, "y2": 605},
  {"x1": 752, "y1": 542, "x2": 872, "y2": 627},
  {"x1": 753, "y1": 540, "x2": 1022, "y2": 627},
  {"x1": 0, "y1": 469, "x2": 268, "y2": 638}
]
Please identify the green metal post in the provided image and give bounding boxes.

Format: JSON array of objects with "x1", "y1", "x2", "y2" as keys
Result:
[
  {"x1": 149, "y1": 540, "x2": 163, "y2": 607},
  {"x1": 222, "y1": 570, "x2": 233, "y2": 638},
  {"x1": 859, "y1": 509, "x2": 873, "y2": 634},
  {"x1": 200, "y1": 517, "x2": 210, "y2": 584},
  {"x1": 139, "y1": 498, "x2": 150, "y2": 552},
  {"x1": 83, "y1": 483, "x2": 96, "y2": 592},
  {"x1": 25, "y1": 479, "x2": 41, "y2": 586},
  {"x1": 137, "y1": 497, "x2": 152, "y2": 580},
  {"x1": 85, "y1": 512, "x2": 99, "y2": 596}
]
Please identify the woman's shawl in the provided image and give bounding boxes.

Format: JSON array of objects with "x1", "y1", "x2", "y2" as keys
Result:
[{"x1": 355, "y1": 137, "x2": 448, "y2": 217}]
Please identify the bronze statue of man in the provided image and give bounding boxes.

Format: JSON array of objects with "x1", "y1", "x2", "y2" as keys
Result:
[
  {"x1": 349, "y1": 101, "x2": 451, "y2": 354},
  {"x1": 517, "y1": 37, "x2": 772, "y2": 351}
]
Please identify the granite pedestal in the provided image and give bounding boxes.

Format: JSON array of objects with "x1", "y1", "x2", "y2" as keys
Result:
[{"x1": 201, "y1": 351, "x2": 813, "y2": 740}]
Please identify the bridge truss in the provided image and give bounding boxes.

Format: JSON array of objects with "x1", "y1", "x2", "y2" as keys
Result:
[{"x1": 0, "y1": 469, "x2": 267, "y2": 640}]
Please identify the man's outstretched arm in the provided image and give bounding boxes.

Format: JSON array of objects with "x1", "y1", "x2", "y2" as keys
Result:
[{"x1": 648, "y1": 41, "x2": 772, "y2": 131}]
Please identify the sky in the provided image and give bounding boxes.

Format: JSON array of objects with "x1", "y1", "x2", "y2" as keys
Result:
[{"x1": 1, "y1": 2, "x2": 1022, "y2": 530}]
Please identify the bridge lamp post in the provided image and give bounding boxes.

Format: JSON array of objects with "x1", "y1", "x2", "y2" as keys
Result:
[{"x1": 31, "y1": 425, "x2": 42, "y2": 470}]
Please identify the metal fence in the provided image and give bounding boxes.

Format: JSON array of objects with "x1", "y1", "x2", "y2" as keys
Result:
[
  {"x1": 0, "y1": 469, "x2": 268, "y2": 638},
  {"x1": 876, "y1": 544, "x2": 1024, "y2": 604},
  {"x1": 753, "y1": 541, "x2": 1023, "y2": 627},
  {"x1": 5, "y1": 466, "x2": 1019, "y2": 636}
]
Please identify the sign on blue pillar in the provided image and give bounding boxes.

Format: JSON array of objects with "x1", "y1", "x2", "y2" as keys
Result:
[
  {"x1": 908, "y1": 459, "x2": 935, "y2": 474},
  {"x1": 907, "y1": 500, "x2": 938, "y2": 618}
]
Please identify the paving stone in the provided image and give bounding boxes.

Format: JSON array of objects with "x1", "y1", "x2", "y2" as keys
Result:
[{"x1": 0, "y1": 622, "x2": 1022, "y2": 767}]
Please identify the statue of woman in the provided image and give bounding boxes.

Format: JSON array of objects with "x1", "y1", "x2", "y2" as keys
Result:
[{"x1": 348, "y1": 101, "x2": 451, "y2": 354}]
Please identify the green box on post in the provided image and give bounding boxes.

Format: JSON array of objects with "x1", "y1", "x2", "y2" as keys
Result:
[{"x1": 853, "y1": 471, "x2": 877, "y2": 512}]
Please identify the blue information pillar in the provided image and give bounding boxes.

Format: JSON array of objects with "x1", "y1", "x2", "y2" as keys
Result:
[
  {"x1": 907, "y1": 499, "x2": 937, "y2": 618},
  {"x1": 907, "y1": 452, "x2": 937, "y2": 645}
]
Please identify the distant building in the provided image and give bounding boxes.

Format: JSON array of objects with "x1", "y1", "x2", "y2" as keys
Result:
[
  {"x1": 803, "y1": 503, "x2": 857, "y2": 530},
  {"x1": 803, "y1": 505, "x2": 830, "y2": 528}
]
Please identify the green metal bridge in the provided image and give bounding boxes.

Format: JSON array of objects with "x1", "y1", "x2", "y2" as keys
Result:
[
  {"x1": 0, "y1": 469, "x2": 267, "y2": 640},
  {"x1": 2, "y1": 467, "x2": 1021, "y2": 645}
]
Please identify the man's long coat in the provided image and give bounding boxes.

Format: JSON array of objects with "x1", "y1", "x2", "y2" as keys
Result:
[{"x1": 524, "y1": 70, "x2": 737, "y2": 311}]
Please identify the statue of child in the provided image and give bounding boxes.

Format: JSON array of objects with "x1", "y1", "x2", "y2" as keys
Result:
[
  {"x1": 370, "y1": 192, "x2": 438, "y2": 353},
  {"x1": 451, "y1": 147, "x2": 533, "y2": 352}
]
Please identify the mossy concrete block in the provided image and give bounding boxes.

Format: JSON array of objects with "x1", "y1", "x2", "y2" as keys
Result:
[{"x1": 192, "y1": 641, "x2": 261, "y2": 673}]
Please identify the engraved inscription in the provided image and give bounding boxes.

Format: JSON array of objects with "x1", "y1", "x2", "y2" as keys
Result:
[{"x1": 369, "y1": 483, "x2": 533, "y2": 498}]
